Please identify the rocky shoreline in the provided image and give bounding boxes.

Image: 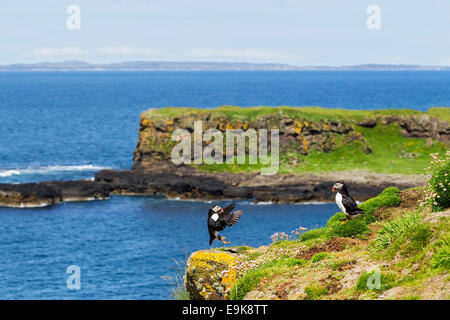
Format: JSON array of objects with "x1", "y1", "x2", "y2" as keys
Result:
[
  {"x1": 0, "y1": 180, "x2": 110, "y2": 208},
  {"x1": 1, "y1": 106, "x2": 447, "y2": 208},
  {"x1": 96, "y1": 167, "x2": 426, "y2": 203},
  {"x1": 0, "y1": 166, "x2": 426, "y2": 208}
]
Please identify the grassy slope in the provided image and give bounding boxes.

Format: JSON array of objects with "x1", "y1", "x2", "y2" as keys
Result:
[
  {"x1": 144, "y1": 106, "x2": 449, "y2": 175},
  {"x1": 228, "y1": 188, "x2": 449, "y2": 300}
]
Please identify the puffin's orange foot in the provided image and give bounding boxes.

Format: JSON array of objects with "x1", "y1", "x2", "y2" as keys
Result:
[
  {"x1": 220, "y1": 237, "x2": 230, "y2": 244},
  {"x1": 341, "y1": 220, "x2": 348, "y2": 224}
]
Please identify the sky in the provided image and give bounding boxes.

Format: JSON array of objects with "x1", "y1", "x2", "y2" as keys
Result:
[{"x1": 0, "y1": 0, "x2": 449, "y2": 66}]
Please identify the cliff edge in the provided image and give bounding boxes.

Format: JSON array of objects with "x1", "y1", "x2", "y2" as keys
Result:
[{"x1": 184, "y1": 187, "x2": 450, "y2": 300}]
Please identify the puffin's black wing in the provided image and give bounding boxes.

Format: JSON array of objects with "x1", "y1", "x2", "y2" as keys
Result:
[
  {"x1": 341, "y1": 195, "x2": 365, "y2": 215},
  {"x1": 222, "y1": 202, "x2": 236, "y2": 215},
  {"x1": 222, "y1": 210, "x2": 243, "y2": 226}
]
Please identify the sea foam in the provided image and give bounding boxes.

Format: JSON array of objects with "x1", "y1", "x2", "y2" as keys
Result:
[{"x1": 0, "y1": 165, "x2": 110, "y2": 177}]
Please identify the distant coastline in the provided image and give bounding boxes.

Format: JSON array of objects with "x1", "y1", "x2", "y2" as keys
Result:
[{"x1": 1, "y1": 61, "x2": 450, "y2": 72}]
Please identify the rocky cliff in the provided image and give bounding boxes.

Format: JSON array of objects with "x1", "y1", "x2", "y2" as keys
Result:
[
  {"x1": 133, "y1": 106, "x2": 449, "y2": 170},
  {"x1": 95, "y1": 106, "x2": 449, "y2": 203}
]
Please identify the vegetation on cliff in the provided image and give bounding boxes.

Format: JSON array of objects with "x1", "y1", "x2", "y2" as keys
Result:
[
  {"x1": 137, "y1": 106, "x2": 449, "y2": 175},
  {"x1": 183, "y1": 152, "x2": 450, "y2": 300}
]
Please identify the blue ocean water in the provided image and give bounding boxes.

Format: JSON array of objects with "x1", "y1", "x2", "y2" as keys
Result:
[
  {"x1": 0, "y1": 197, "x2": 336, "y2": 299},
  {"x1": 0, "y1": 71, "x2": 449, "y2": 299}
]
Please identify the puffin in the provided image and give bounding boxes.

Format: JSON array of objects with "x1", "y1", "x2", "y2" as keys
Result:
[
  {"x1": 207, "y1": 202, "x2": 243, "y2": 245},
  {"x1": 332, "y1": 182, "x2": 365, "y2": 220}
]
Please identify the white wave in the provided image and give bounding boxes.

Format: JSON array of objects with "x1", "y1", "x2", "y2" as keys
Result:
[
  {"x1": 167, "y1": 197, "x2": 213, "y2": 203},
  {"x1": 0, "y1": 165, "x2": 110, "y2": 177},
  {"x1": 250, "y1": 201, "x2": 273, "y2": 205},
  {"x1": 295, "y1": 201, "x2": 334, "y2": 205},
  {"x1": 249, "y1": 200, "x2": 333, "y2": 205}
]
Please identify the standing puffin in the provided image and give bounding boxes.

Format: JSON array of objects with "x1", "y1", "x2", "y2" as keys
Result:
[
  {"x1": 332, "y1": 182, "x2": 365, "y2": 220},
  {"x1": 207, "y1": 202, "x2": 243, "y2": 245}
]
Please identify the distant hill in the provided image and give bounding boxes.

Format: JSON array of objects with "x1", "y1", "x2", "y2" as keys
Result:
[{"x1": 0, "y1": 61, "x2": 449, "y2": 71}]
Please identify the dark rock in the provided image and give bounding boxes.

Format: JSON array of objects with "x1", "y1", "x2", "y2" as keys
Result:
[
  {"x1": 398, "y1": 115, "x2": 450, "y2": 142},
  {"x1": 357, "y1": 118, "x2": 377, "y2": 128},
  {"x1": 94, "y1": 167, "x2": 424, "y2": 204},
  {"x1": 0, "y1": 181, "x2": 110, "y2": 208}
]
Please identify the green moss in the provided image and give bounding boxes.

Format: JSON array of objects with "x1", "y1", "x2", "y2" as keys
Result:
[
  {"x1": 327, "y1": 219, "x2": 370, "y2": 238},
  {"x1": 359, "y1": 187, "x2": 401, "y2": 215},
  {"x1": 326, "y1": 212, "x2": 347, "y2": 227}
]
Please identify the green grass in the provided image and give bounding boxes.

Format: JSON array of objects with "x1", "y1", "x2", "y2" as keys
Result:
[
  {"x1": 370, "y1": 211, "x2": 432, "y2": 258},
  {"x1": 428, "y1": 107, "x2": 450, "y2": 122},
  {"x1": 356, "y1": 271, "x2": 396, "y2": 292},
  {"x1": 231, "y1": 257, "x2": 306, "y2": 300},
  {"x1": 299, "y1": 228, "x2": 327, "y2": 241},
  {"x1": 431, "y1": 237, "x2": 450, "y2": 271},
  {"x1": 144, "y1": 106, "x2": 428, "y2": 122},
  {"x1": 144, "y1": 106, "x2": 449, "y2": 175},
  {"x1": 311, "y1": 252, "x2": 330, "y2": 263},
  {"x1": 280, "y1": 123, "x2": 446, "y2": 175},
  {"x1": 305, "y1": 282, "x2": 329, "y2": 300}
]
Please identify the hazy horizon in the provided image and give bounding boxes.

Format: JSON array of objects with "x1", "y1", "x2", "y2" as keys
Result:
[{"x1": 0, "y1": 1, "x2": 449, "y2": 66}]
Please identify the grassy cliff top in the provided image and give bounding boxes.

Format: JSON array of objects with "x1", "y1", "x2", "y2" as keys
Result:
[
  {"x1": 137, "y1": 106, "x2": 449, "y2": 175},
  {"x1": 142, "y1": 106, "x2": 450, "y2": 122}
]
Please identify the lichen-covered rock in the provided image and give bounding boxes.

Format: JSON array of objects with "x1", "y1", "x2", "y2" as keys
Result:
[{"x1": 185, "y1": 250, "x2": 238, "y2": 300}]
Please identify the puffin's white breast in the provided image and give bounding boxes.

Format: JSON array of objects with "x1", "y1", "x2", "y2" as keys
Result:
[
  {"x1": 335, "y1": 192, "x2": 346, "y2": 214},
  {"x1": 211, "y1": 213, "x2": 219, "y2": 221}
]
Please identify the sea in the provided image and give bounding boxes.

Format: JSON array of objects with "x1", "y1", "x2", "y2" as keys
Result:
[{"x1": 0, "y1": 71, "x2": 449, "y2": 299}]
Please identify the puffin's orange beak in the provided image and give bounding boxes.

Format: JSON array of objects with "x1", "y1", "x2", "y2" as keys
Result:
[
  {"x1": 332, "y1": 186, "x2": 335, "y2": 192},
  {"x1": 220, "y1": 208, "x2": 224, "y2": 213}
]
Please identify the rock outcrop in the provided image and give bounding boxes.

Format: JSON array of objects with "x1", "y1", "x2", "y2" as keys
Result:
[
  {"x1": 0, "y1": 181, "x2": 110, "y2": 208},
  {"x1": 133, "y1": 109, "x2": 450, "y2": 170},
  {"x1": 95, "y1": 168, "x2": 425, "y2": 203},
  {"x1": 185, "y1": 250, "x2": 239, "y2": 300}
]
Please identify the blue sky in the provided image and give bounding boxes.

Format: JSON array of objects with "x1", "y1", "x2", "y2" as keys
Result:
[{"x1": 0, "y1": 0, "x2": 449, "y2": 65}]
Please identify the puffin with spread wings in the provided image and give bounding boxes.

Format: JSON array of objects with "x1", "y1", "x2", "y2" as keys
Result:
[{"x1": 207, "y1": 202, "x2": 243, "y2": 245}]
